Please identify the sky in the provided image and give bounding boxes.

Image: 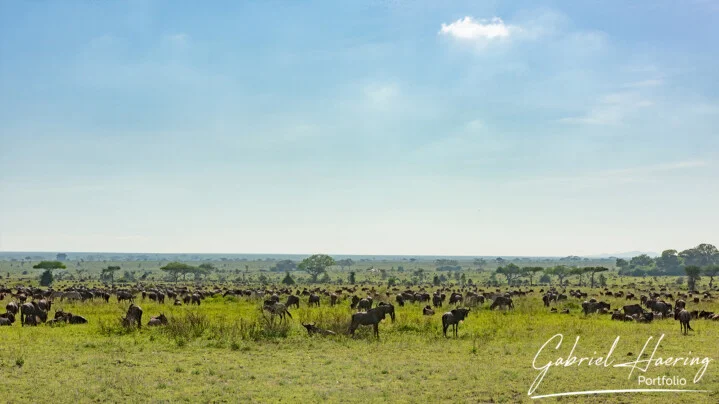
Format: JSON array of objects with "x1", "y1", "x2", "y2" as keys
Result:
[{"x1": 1, "y1": 0, "x2": 718, "y2": 257}]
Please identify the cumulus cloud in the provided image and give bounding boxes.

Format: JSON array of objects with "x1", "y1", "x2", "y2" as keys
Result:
[{"x1": 439, "y1": 17, "x2": 516, "y2": 41}]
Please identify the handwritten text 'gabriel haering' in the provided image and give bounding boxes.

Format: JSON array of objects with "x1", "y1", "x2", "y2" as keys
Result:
[{"x1": 529, "y1": 334, "x2": 711, "y2": 395}]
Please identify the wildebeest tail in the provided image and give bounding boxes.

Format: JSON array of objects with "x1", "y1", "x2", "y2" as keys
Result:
[{"x1": 285, "y1": 309, "x2": 292, "y2": 319}]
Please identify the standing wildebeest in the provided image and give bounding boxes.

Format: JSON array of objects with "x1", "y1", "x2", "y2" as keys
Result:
[
  {"x1": 358, "y1": 298, "x2": 373, "y2": 311},
  {"x1": 0, "y1": 312, "x2": 15, "y2": 326},
  {"x1": 348, "y1": 304, "x2": 395, "y2": 337},
  {"x1": 449, "y1": 293, "x2": 463, "y2": 305},
  {"x1": 433, "y1": 294, "x2": 443, "y2": 308},
  {"x1": 148, "y1": 313, "x2": 168, "y2": 326},
  {"x1": 330, "y1": 293, "x2": 338, "y2": 306},
  {"x1": 285, "y1": 295, "x2": 300, "y2": 309},
  {"x1": 675, "y1": 308, "x2": 693, "y2": 335},
  {"x1": 122, "y1": 304, "x2": 143, "y2": 328},
  {"x1": 61, "y1": 291, "x2": 82, "y2": 302},
  {"x1": 20, "y1": 302, "x2": 47, "y2": 326},
  {"x1": 263, "y1": 302, "x2": 292, "y2": 321},
  {"x1": 308, "y1": 294, "x2": 320, "y2": 307},
  {"x1": 395, "y1": 295, "x2": 405, "y2": 307},
  {"x1": 623, "y1": 304, "x2": 645, "y2": 317},
  {"x1": 117, "y1": 291, "x2": 134, "y2": 303},
  {"x1": 490, "y1": 296, "x2": 514, "y2": 310},
  {"x1": 442, "y1": 308, "x2": 470, "y2": 337},
  {"x1": 6, "y1": 301, "x2": 19, "y2": 315},
  {"x1": 582, "y1": 301, "x2": 610, "y2": 315},
  {"x1": 191, "y1": 294, "x2": 201, "y2": 306}
]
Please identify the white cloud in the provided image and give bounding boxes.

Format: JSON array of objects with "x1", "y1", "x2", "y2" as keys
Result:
[
  {"x1": 439, "y1": 17, "x2": 516, "y2": 41},
  {"x1": 558, "y1": 92, "x2": 654, "y2": 125},
  {"x1": 363, "y1": 83, "x2": 399, "y2": 107}
]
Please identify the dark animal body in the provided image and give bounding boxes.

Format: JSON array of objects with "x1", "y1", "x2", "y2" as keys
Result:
[{"x1": 442, "y1": 308, "x2": 470, "y2": 337}]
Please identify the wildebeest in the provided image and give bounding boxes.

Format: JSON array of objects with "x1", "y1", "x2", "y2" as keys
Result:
[
  {"x1": 20, "y1": 301, "x2": 47, "y2": 326},
  {"x1": 358, "y1": 298, "x2": 373, "y2": 311},
  {"x1": 308, "y1": 294, "x2": 320, "y2": 307},
  {"x1": 582, "y1": 301, "x2": 610, "y2": 315},
  {"x1": 0, "y1": 312, "x2": 15, "y2": 326},
  {"x1": 449, "y1": 293, "x2": 463, "y2": 305},
  {"x1": 148, "y1": 313, "x2": 168, "y2": 326},
  {"x1": 423, "y1": 305, "x2": 435, "y2": 316},
  {"x1": 285, "y1": 295, "x2": 300, "y2": 309},
  {"x1": 61, "y1": 291, "x2": 82, "y2": 302},
  {"x1": 53, "y1": 310, "x2": 88, "y2": 324},
  {"x1": 117, "y1": 291, "x2": 134, "y2": 303},
  {"x1": 432, "y1": 294, "x2": 443, "y2": 308},
  {"x1": 302, "y1": 322, "x2": 336, "y2": 336},
  {"x1": 348, "y1": 304, "x2": 394, "y2": 337},
  {"x1": 489, "y1": 296, "x2": 513, "y2": 310},
  {"x1": 623, "y1": 304, "x2": 645, "y2": 317},
  {"x1": 395, "y1": 294, "x2": 405, "y2": 307},
  {"x1": 442, "y1": 308, "x2": 470, "y2": 337},
  {"x1": 191, "y1": 293, "x2": 201, "y2": 305},
  {"x1": 122, "y1": 304, "x2": 143, "y2": 328},
  {"x1": 330, "y1": 293, "x2": 338, "y2": 306},
  {"x1": 675, "y1": 308, "x2": 693, "y2": 335},
  {"x1": 5, "y1": 301, "x2": 19, "y2": 315},
  {"x1": 263, "y1": 302, "x2": 292, "y2": 321}
]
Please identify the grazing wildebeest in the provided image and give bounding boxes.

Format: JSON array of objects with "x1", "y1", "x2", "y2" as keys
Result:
[
  {"x1": 582, "y1": 301, "x2": 610, "y2": 315},
  {"x1": 489, "y1": 296, "x2": 513, "y2": 310},
  {"x1": 432, "y1": 294, "x2": 443, "y2": 308},
  {"x1": 285, "y1": 295, "x2": 300, "y2": 309},
  {"x1": 263, "y1": 302, "x2": 292, "y2": 321},
  {"x1": 302, "y1": 322, "x2": 336, "y2": 336},
  {"x1": 308, "y1": 294, "x2": 320, "y2": 307},
  {"x1": 449, "y1": 293, "x2": 463, "y2": 305},
  {"x1": 395, "y1": 295, "x2": 405, "y2": 307},
  {"x1": 37, "y1": 299, "x2": 52, "y2": 313},
  {"x1": 61, "y1": 291, "x2": 82, "y2": 302},
  {"x1": 191, "y1": 294, "x2": 201, "y2": 306},
  {"x1": 6, "y1": 302, "x2": 19, "y2": 315},
  {"x1": 423, "y1": 305, "x2": 435, "y2": 316},
  {"x1": 442, "y1": 308, "x2": 470, "y2": 337},
  {"x1": 117, "y1": 291, "x2": 134, "y2": 303},
  {"x1": 174, "y1": 299, "x2": 182, "y2": 306},
  {"x1": 646, "y1": 300, "x2": 672, "y2": 316},
  {"x1": 0, "y1": 312, "x2": 15, "y2": 326},
  {"x1": 675, "y1": 309, "x2": 693, "y2": 335},
  {"x1": 330, "y1": 293, "x2": 338, "y2": 306},
  {"x1": 122, "y1": 304, "x2": 143, "y2": 328},
  {"x1": 623, "y1": 304, "x2": 645, "y2": 317},
  {"x1": 350, "y1": 295, "x2": 360, "y2": 309},
  {"x1": 20, "y1": 302, "x2": 47, "y2": 327},
  {"x1": 358, "y1": 298, "x2": 373, "y2": 311},
  {"x1": 348, "y1": 304, "x2": 394, "y2": 337},
  {"x1": 148, "y1": 313, "x2": 168, "y2": 327}
]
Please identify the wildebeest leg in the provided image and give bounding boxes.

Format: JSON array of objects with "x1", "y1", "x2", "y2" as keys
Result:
[
  {"x1": 442, "y1": 323, "x2": 448, "y2": 337},
  {"x1": 373, "y1": 323, "x2": 379, "y2": 338}
]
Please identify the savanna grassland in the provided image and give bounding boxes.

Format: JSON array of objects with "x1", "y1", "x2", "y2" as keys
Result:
[{"x1": 0, "y1": 257, "x2": 717, "y2": 403}]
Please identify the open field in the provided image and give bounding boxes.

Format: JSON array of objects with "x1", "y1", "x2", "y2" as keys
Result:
[{"x1": 1, "y1": 272, "x2": 717, "y2": 403}]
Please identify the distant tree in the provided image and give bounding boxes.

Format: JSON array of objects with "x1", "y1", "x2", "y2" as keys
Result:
[
  {"x1": 101, "y1": 266, "x2": 121, "y2": 284},
  {"x1": 521, "y1": 267, "x2": 543, "y2": 286},
  {"x1": 39, "y1": 269, "x2": 54, "y2": 286},
  {"x1": 570, "y1": 267, "x2": 586, "y2": 286},
  {"x1": 588, "y1": 267, "x2": 609, "y2": 288},
  {"x1": 380, "y1": 269, "x2": 387, "y2": 280},
  {"x1": 615, "y1": 258, "x2": 629, "y2": 271},
  {"x1": 655, "y1": 250, "x2": 683, "y2": 275},
  {"x1": 33, "y1": 261, "x2": 66, "y2": 271},
  {"x1": 460, "y1": 273, "x2": 466, "y2": 286},
  {"x1": 598, "y1": 273, "x2": 607, "y2": 287},
  {"x1": 704, "y1": 265, "x2": 719, "y2": 289},
  {"x1": 298, "y1": 254, "x2": 335, "y2": 283},
  {"x1": 433, "y1": 275, "x2": 440, "y2": 286},
  {"x1": 629, "y1": 254, "x2": 654, "y2": 268},
  {"x1": 281, "y1": 271, "x2": 296, "y2": 285},
  {"x1": 495, "y1": 257, "x2": 506, "y2": 264},
  {"x1": 160, "y1": 262, "x2": 196, "y2": 283},
  {"x1": 539, "y1": 273, "x2": 551, "y2": 284},
  {"x1": 684, "y1": 266, "x2": 702, "y2": 291},
  {"x1": 473, "y1": 258, "x2": 487, "y2": 270},
  {"x1": 496, "y1": 264, "x2": 521, "y2": 285},
  {"x1": 336, "y1": 258, "x2": 355, "y2": 270},
  {"x1": 56, "y1": 253, "x2": 67, "y2": 261},
  {"x1": 680, "y1": 244, "x2": 719, "y2": 267},
  {"x1": 547, "y1": 266, "x2": 569, "y2": 286},
  {"x1": 271, "y1": 260, "x2": 297, "y2": 272},
  {"x1": 348, "y1": 271, "x2": 356, "y2": 284}
]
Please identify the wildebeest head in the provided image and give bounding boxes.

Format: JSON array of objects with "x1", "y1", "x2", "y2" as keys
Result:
[
  {"x1": 450, "y1": 308, "x2": 470, "y2": 322},
  {"x1": 377, "y1": 302, "x2": 395, "y2": 322}
]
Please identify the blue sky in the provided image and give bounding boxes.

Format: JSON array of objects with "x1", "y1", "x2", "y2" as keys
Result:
[{"x1": 1, "y1": 0, "x2": 717, "y2": 256}]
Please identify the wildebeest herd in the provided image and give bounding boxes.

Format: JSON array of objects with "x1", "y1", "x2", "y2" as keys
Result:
[{"x1": 0, "y1": 283, "x2": 717, "y2": 337}]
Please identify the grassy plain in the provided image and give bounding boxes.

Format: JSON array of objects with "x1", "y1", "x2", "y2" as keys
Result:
[{"x1": 1, "y1": 287, "x2": 717, "y2": 403}]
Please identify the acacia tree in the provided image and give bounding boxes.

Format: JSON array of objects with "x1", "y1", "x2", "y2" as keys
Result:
[
  {"x1": 298, "y1": 254, "x2": 336, "y2": 283},
  {"x1": 336, "y1": 258, "x2": 354, "y2": 270},
  {"x1": 496, "y1": 263, "x2": 521, "y2": 285},
  {"x1": 548, "y1": 265, "x2": 569, "y2": 286},
  {"x1": 704, "y1": 265, "x2": 719, "y2": 289},
  {"x1": 521, "y1": 267, "x2": 543, "y2": 286},
  {"x1": 34, "y1": 261, "x2": 66, "y2": 287},
  {"x1": 101, "y1": 265, "x2": 121, "y2": 284},
  {"x1": 160, "y1": 262, "x2": 196, "y2": 283},
  {"x1": 685, "y1": 266, "x2": 702, "y2": 291},
  {"x1": 588, "y1": 266, "x2": 609, "y2": 288},
  {"x1": 281, "y1": 271, "x2": 296, "y2": 285}
]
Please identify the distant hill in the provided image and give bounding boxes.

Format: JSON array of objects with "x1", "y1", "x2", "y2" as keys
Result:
[{"x1": 586, "y1": 251, "x2": 659, "y2": 259}]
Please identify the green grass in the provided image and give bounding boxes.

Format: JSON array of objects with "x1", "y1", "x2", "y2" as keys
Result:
[{"x1": 0, "y1": 289, "x2": 717, "y2": 403}]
